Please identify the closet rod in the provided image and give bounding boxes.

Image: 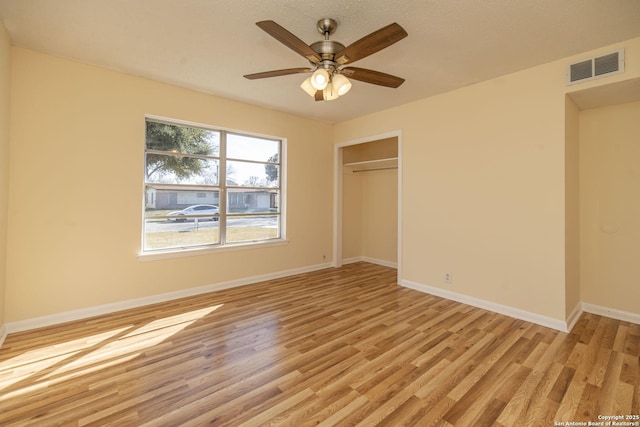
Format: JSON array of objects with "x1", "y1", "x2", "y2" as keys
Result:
[{"x1": 352, "y1": 166, "x2": 398, "y2": 173}]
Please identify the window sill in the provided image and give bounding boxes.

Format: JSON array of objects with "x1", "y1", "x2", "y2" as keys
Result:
[{"x1": 137, "y1": 239, "x2": 289, "y2": 262}]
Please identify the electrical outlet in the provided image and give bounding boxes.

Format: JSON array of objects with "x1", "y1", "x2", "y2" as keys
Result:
[{"x1": 444, "y1": 272, "x2": 452, "y2": 284}]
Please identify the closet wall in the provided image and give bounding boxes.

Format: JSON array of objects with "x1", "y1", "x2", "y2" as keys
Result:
[
  {"x1": 579, "y1": 100, "x2": 640, "y2": 314},
  {"x1": 342, "y1": 138, "x2": 398, "y2": 267}
]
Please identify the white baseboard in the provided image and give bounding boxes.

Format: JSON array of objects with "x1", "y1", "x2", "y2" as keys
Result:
[
  {"x1": 5, "y1": 262, "x2": 639, "y2": 342},
  {"x1": 582, "y1": 302, "x2": 640, "y2": 325},
  {"x1": 5, "y1": 262, "x2": 333, "y2": 335},
  {"x1": 341, "y1": 257, "x2": 364, "y2": 265},
  {"x1": 342, "y1": 256, "x2": 398, "y2": 269},
  {"x1": 362, "y1": 256, "x2": 398, "y2": 269},
  {"x1": 400, "y1": 279, "x2": 570, "y2": 332}
]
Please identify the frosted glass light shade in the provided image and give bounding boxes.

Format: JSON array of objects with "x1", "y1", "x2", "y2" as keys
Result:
[
  {"x1": 332, "y1": 74, "x2": 352, "y2": 96},
  {"x1": 300, "y1": 77, "x2": 317, "y2": 97},
  {"x1": 323, "y1": 83, "x2": 339, "y2": 101},
  {"x1": 311, "y1": 69, "x2": 329, "y2": 90}
]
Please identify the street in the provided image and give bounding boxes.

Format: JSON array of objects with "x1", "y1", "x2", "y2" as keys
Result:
[{"x1": 145, "y1": 216, "x2": 278, "y2": 232}]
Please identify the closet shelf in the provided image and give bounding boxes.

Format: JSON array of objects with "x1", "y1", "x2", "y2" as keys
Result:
[
  {"x1": 344, "y1": 157, "x2": 398, "y2": 173},
  {"x1": 344, "y1": 157, "x2": 397, "y2": 167}
]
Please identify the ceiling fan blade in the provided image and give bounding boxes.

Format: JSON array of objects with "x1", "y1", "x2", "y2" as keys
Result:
[
  {"x1": 341, "y1": 67, "x2": 405, "y2": 88},
  {"x1": 314, "y1": 90, "x2": 324, "y2": 101},
  {"x1": 244, "y1": 68, "x2": 311, "y2": 80},
  {"x1": 334, "y1": 23, "x2": 407, "y2": 65},
  {"x1": 256, "y1": 20, "x2": 322, "y2": 63}
]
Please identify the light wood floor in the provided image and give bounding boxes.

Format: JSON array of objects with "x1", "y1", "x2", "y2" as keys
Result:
[{"x1": 0, "y1": 262, "x2": 638, "y2": 426}]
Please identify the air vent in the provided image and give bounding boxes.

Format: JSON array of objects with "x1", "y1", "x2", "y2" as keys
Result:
[
  {"x1": 566, "y1": 49, "x2": 624, "y2": 85},
  {"x1": 570, "y1": 60, "x2": 593, "y2": 82}
]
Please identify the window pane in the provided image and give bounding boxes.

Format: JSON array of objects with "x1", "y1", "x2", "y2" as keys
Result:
[
  {"x1": 143, "y1": 217, "x2": 220, "y2": 251},
  {"x1": 146, "y1": 121, "x2": 219, "y2": 156},
  {"x1": 226, "y1": 160, "x2": 278, "y2": 188},
  {"x1": 226, "y1": 215, "x2": 279, "y2": 243},
  {"x1": 144, "y1": 188, "x2": 220, "y2": 251},
  {"x1": 227, "y1": 134, "x2": 279, "y2": 162},
  {"x1": 146, "y1": 154, "x2": 219, "y2": 185},
  {"x1": 227, "y1": 188, "x2": 279, "y2": 214}
]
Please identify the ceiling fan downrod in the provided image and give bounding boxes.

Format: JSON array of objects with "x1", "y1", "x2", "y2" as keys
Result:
[{"x1": 311, "y1": 18, "x2": 345, "y2": 66}]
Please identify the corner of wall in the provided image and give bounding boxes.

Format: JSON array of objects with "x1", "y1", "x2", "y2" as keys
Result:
[
  {"x1": 0, "y1": 324, "x2": 6, "y2": 347},
  {"x1": 400, "y1": 279, "x2": 569, "y2": 332},
  {"x1": 0, "y1": 19, "x2": 13, "y2": 347},
  {"x1": 565, "y1": 301, "x2": 583, "y2": 332},
  {"x1": 564, "y1": 95, "x2": 581, "y2": 320}
]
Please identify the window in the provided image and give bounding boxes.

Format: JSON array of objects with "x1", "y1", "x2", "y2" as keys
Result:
[{"x1": 143, "y1": 118, "x2": 283, "y2": 253}]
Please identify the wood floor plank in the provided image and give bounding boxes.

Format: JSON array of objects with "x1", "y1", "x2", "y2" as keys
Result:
[
  {"x1": 515, "y1": 359, "x2": 564, "y2": 425},
  {"x1": 446, "y1": 326, "x2": 527, "y2": 402},
  {"x1": 548, "y1": 365, "x2": 576, "y2": 404},
  {"x1": 0, "y1": 262, "x2": 639, "y2": 426},
  {"x1": 443, "y1": 362, "x2": 521, "y2": 426}
]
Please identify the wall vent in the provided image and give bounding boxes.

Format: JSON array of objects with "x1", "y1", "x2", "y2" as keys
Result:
[{"x1": 566, "y1": 49, "x2": 624, "y2": 85}]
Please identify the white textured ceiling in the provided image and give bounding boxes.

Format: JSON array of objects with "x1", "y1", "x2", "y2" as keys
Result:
[{"x1": 1, "y1": 0, "x2": 640, "y2": 123}]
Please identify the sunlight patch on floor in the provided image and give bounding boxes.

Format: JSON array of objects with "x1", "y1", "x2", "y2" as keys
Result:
[{"x1": 0, "y1": 304, "x2": 223, "y2": 398}]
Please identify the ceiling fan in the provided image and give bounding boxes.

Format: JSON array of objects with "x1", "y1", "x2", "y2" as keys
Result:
[{"x1": 244, "y1": 18, "x2": 408, "y2": 101}]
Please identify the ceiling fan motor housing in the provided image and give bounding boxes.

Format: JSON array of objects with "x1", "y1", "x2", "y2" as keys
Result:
[{"x1": 310, "y1": 40, "x2": 345, "y2": 62}]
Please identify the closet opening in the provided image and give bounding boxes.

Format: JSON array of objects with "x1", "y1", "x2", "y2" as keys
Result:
[{"x1": 333, "y1": 131, "x2": 402, "y2": 280}]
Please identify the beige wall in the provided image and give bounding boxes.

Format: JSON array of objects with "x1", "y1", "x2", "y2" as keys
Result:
[
  {"x1": 0, "y1": 21, "x2": 10, "y2": 330},
  {"x1": 361, "y1": 169, "x2": 397, "y2": 264},
  {"x1": 6, "y1": 47, "x2": 334, "y2": 323},
  {"x1": 342, "y1": 138, "x2": 398, "y2": 163},
  {"x1": 342, "y1": 168, "x2": 398, "y2": 265},
  {"x1": 579, "y1": 101, "x2": 640, "y2": 314},
  {"x1": 342, "y1": 173, "x2": 363, "y2": 260},
  {"x1": 5, "y1": 34, "x2": 640, "y2": 329},
  {"x1": 335, "y1": 36, "x2": 640, "y2": 324},
  {"x1": 335, "y1": 61, "x2": 569, "y2": 321}
]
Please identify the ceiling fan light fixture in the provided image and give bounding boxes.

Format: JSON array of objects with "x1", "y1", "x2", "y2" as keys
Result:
[
  {"x1": 323, "y1": 82, "x2": 339, "y2": 101},
  {"x1": 311, "y1": 68, "x2": 329, "y2": 90},
  {"x1": 245, "y1": 19, "x2": 407, "y2": 103},
  {"x1": 300, "y1": 77, "x2": 317, "y2": 97},
  {"x1": 332, "y1": 73, "x2": 352, "y2": 96}
]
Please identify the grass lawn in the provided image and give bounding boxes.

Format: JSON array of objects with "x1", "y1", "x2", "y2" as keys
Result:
[{"x1": 144, "y1": 226, "x2": 278, "y2": 250}]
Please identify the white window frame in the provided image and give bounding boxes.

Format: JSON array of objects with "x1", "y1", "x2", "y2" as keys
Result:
[{"x1": 139, "y1": 115, "x2": 287, "y2": 259}]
